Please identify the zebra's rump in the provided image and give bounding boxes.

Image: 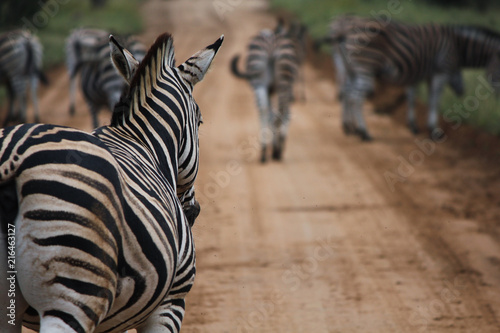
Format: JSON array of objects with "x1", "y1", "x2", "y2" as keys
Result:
[{"x1": 0, "y1": 123, "x2": 185, "y2": 332}]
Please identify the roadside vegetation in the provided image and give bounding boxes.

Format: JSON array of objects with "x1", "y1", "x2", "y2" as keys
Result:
[
  {"x1": 270, "y1": 0, "x2": 500, "y2": 135},
  {"x1": 0, "y1": 0, "x2": 143, "y2": 106},
  {"x1": 0, "y1": 0, "x2": 143, "y2": 68}
]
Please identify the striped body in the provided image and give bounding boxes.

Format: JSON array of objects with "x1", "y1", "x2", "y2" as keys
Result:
[
  {"x1": 231, "y1": 22, "x2": 300, "y2": 162},
  {"x1": 0, "y1": 33, "x2": 223, "y2": 333},
  {"x1": 326, "y1": 17, "x2": 500, "y2": 140},
  {"x1": 66, "y1": 28, "x2": 146, "y2": 128},
  {"x1": 0, "y1": 30, "x2": 46, "y2": 126}
]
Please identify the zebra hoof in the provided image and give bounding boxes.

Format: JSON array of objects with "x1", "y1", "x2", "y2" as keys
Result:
[
  {"x1": 357, "y1": 129, "x2": 373, "y2": 142},
  {"x1": 272, "y1": 148, "x2": 282, "y2": 161},
  {"x1": 429, "y1": 127, "x2": 446, "y2": 142},
  {"x1": 408, "y1": 122, "x2": 420, "y2": 135},
  {"x1": 342, "y1": 123, "x2": 355, "y2": 135}
]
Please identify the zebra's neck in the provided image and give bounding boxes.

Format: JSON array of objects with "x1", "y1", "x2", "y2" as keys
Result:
[
  {"x1": 453, "y1": 25, "x2": 500, "y2": 67},
  {"x1": 105, "y1": 48, "x2": 188, "y2": 190}
]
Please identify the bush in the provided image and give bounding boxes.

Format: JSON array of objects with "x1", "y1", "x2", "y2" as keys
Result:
[
  {"x1": 0, "y1": 0, "x2": 47, "y2": 30},
  {"x1": 425, "y1": 0, "x2": 495, "y2": 11}
]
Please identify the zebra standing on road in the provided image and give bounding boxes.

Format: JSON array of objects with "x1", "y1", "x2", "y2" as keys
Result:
[
  {"x1": 66, "y1": 28, "x2": 146, "y2": 128},
  {"x1": 325, "y1": 19, "x2": 500, "y2": 141},
  {"x1": 231, "y1": 20, "x2": 300, "y2": 162},
  {"x1": 0, "y1": 32, "x2": 223, "y2": 333},
  {"x1": 0, "y1": 29, "x2": 47, "y2": 126},
  {"x1": 318, "y1": 16, "x2": 466, "y2": 137}
]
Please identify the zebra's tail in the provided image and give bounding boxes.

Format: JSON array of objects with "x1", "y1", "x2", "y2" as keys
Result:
[{"x1": 231, "y1": 55, "x2": 252, "y2": 80}]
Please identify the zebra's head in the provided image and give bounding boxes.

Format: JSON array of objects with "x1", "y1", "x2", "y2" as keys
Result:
[{"x1": 108, "y1": 33, "x2": 223, "y2": 227}]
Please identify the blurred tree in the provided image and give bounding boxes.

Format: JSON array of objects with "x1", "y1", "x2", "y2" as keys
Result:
[
  {"x1": 426, "y1": 0, "x2": 493, "y2": 11},
  {"x1": 0, "y1": 0, "x2": 48, "y2": 30}
]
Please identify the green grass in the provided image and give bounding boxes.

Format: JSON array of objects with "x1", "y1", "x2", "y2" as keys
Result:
[{"x1": 270, "y1": 0, "x2": 500, "y2": 135}]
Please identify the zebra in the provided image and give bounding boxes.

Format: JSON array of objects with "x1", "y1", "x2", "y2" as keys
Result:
[
  {"x1": 326, "y1": 19, "x2": 500, "y2": 141},
  {"x1": 317, "y1": 15, "x2": 466, "y2": 137},
  {"x1": 0, "y1": 32, "x2": 223, "y2": 333},
  {"x1": 66, "y1": 28, "x2": 147, "y2": 128},
  {"x1": 286, "y1": 21, "x2": 308, "y2": 102},
  {"x1": 0, "y1": 29, "x2": 48, "y2": 126},
  {"x1": 231, "y1": 21, "x2": 300, "y2": 162}
]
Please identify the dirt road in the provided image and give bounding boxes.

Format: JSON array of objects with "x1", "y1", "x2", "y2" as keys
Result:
[{"x1": 22, "y1": 0, "x2": 500, "y2": 332}]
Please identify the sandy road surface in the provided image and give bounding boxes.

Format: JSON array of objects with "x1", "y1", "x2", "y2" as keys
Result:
[{"x1": 20, "y1": 0, "x2": 500, "y2": 332}]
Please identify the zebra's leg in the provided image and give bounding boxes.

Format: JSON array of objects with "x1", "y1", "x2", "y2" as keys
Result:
[
  {"x1": 407, "y1": 85, "x2": 419, "y2": 134},
  {"x1": 333, "y1": 48, "x2": 347, "y2": 102},
  {"x1": 349, "y1": 93, "x2": 372, "y2": 141},
  {"x1": 30, "y1": 75, "x2": 40, "y2": 123},
  {"x1": 136, "y1": 298, "x2": 186, "y2": 333},
  {"x1": 349, "y1": 76, "x2": 373, "y2": 141},
  {"x1": 15, "y1": 221, "x2": 114, "y2": 333},
  {"x1": 273, "y1": 88, "x2": 291, "y2": 161},
  {"x1": 338, "y1": 62, "x2": 357, "y2": 135},
  {"x1": 254, "y1": 86, "x2": 271, "y2": 163},
  {"x1": 68, "y1": 75, "x2": 77, "y2": 116},
  {"x1": 90, "y1": 104, "x2": 100, "y2": 128},
  {"x1": 341, "y1": 90, "x2": 356, "y2": 135},
  {"x1": 448, "y1": 70, "x2": 464, "y2": 97},
  {"x1": 3, "y1": 83, "x2": 15, "y2": 126},
  {"x1": 8, "y1": 78, "x2": 28, "y2": 124},
  {"x1": 15, "y1": 79, "x2": 28, "y2": 124},
  {"x1": 427, "y1": 73, "x2": 448, "y2": 140},
  {"x1": 136, "y1": 242, "x2": 195, "y2": 333},
  {"x1": 297, "y1": 68, "x2": 306, "y2": 102}
]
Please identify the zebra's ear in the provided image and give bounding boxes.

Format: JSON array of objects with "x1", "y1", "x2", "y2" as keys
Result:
[
  {"x1": 178, "y1": 35, "x2": 224, "y2": 86},
  {"x1": 109, "y1": 35, "x2": 140, "y2": 85}
]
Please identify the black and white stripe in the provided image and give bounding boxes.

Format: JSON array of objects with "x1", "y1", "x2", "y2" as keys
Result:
[
  {"x1": 0, "y1": 32, "x2": 223, "y2": 333},
  {"x1": 0, "y1": 29, "x2": 47, "y2": 126},
  {"x1": 66, "y1": 28, "x2": 146, "y2": 128},
  {"x1": 322, "y1": 17, "x2": 500, "y2": 140},
  {"x1": 231, "y1": 21, "x2": 301, "y2": 162}
]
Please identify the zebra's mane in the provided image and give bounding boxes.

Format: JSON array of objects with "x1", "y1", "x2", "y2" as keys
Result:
[
  {"x1": 129, "y1": 32, "x2": 175, "y2": 89},
  {"x1": 111, "y1": 33, "x2": 175, "y2": 126}
]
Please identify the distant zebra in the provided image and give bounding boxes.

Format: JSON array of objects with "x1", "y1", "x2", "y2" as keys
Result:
[
  {"x1": 318, "y1": 16, "x2": 466, "y2": 137},
  {"x1": 0, "y1": 29, "x2": 47, "y2": 126},
  {"x1": 325, "y1": 19, "x2": 500, "y2": 140},
  {"x1": 0, "y1": 32, "x2": 223, "y2": 332},
  {"x1": 287, "y1": 21, "x2": 308, "y2": 102},
  {"x1": 231, "y1": 21, "x2": 300, "y2": 162},
  {"x1": 66, "y1": 28, "x2": 146, "y2": 128}
]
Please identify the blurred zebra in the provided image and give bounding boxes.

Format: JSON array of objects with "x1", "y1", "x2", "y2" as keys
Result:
[
  {"x1": 0, "y1": 32, "x2": 222, "y2": 332},
  {"x1": 0, "y1": 29, "x2": 47, "y2": 126},
  {"x1": 324, "y1": 19, "x2": 500, "y2": 140},
  {"x1": 318, "y1": 15, "x2": 465, "y2": 137},
  {"x1": 231, "y1": 20, "x2": 300, "y2": 162},
  {"x1": 287, "y1": 21, "x2": 308, "y2": 102},
  {"x1": 66, "y1": 28, "x2": 146, "y2": 128}
]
